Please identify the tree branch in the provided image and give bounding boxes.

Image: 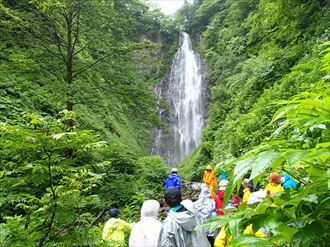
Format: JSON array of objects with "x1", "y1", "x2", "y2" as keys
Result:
[
  {"x1": 72, "y1": 53, "x2": 112, "y2": 79},
  {"x1": 72, "y1": 5, "x2": 81, "y2": 53},
  {"x1": 281, "y1": 167, "x2": 307, "y2": 185},
  {"x1": 38, "y1": 142, "x2": 56, "y2": 247},
  {"x1": 39, "y1": 42, "x2": 66, "y2": 62},
  {"x1": 38, "y1": 206, "x2": 56, "y2": 247},
  {"x1": 90, "y1": 208, "x2": 107, "y2": 226},
  {"x1": 72, "y1": 38, "x2": 95, "y2": 56}
]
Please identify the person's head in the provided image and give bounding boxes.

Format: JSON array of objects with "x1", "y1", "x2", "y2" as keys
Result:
[
  {"x1": 199, "y1": 186, "x2": 211, "y2": 199},
  {"x1": 171, "y1": 168, "x2": 178, "y2": 174},
  {"x1": 164, "y1": 187, "x2": 182, "y2": 208},
  {"x1": 200, "y1": 183, "x2": 207, "y2": 190},
  {"x1": 281, "y1": 173, "x2": 290, "y2": 183},
  {"x1": 109, "y1": 207, "x2": 119, "y2": 218},
  {"x1": 270, "y1": 173, "x2": 281, "y2": 185},
  {"x1": 219, "y1": 179, "x2": 229, "y2": 190},
  {"x1": 242, "y1": 178, "x2": 250, "y2": 189},
  {"x1": 140, "y1": 200, "x2": 160, "y2": 219},
  {"x1": 205, "y1": 165, "x2": 212, "y2": 171}
]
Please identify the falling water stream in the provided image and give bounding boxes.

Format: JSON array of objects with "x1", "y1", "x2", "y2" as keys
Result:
[{"x1": 151, "y1": 32, "x2": 206, "y2": 165}]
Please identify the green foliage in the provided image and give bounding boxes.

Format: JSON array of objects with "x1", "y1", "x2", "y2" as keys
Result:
[
  {"x1": 0, "y1": 0, "x2": 175, "y2": 154},
  {"x1": 137, "y1": 156, "x2": 168, "y2": 195},
  {"x1": 119, "y1": 155, "x2": 168, "y2": 221},
  {"x1": 203, "y1": 43, "x2": 330, "y2": 246},
  {"x1": 86, "y1": 148, "x2": 167, "y2": 221},
  {"x1": 0, "y1": 112, "x2": 106, "y2": 246},
  {"x1": 0, "y1": 0, "x2": 175, "y2": 245},
  {"x1": 89, "y1": 144, "x2": 141, "y2": 207},
  {"x1": 178, "y1": 1, "x2": 330, "y2": 244},
  {"x1": 181, "y1": 0, "x2": 330, "y2": 177}
]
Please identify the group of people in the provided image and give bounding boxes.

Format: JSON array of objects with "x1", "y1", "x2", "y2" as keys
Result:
[
  {"x1": 102, "y1": 165, "x2": 297, "y2": 247},
  {"x1": 102, "y1": 188, "x2": 210, "y2": 247}
]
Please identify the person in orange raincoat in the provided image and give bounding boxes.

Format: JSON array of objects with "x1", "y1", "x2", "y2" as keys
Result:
[{"x1": 203, "y1": 165, "x2": 217, "y2": 199}]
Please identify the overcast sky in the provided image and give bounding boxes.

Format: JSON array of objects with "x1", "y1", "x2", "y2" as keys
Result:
[{"x1": 147, "y1": 0, "x2": 186, "y2": 15}]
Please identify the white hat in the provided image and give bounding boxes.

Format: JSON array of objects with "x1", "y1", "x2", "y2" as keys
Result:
[
  {"x1": 182, "y1": 199, "x2": 194, "y2": 211},
  {"x1": 242, "y1": 178, "x2": 250, "y2": 186},
  {"x1": 141, "y1": 200, "x2": 160, "y2": 219},
  {"x1": 171, "y1": 168, "x2": 178, "y2": 173},
  {"x1": 219, "y1": 179, "x2": 229, "y2": 190}
]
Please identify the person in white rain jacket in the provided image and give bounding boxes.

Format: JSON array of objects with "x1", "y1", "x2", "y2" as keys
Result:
[{"x1": 129, "y1": 199, "x2": 162, "y2": 247}]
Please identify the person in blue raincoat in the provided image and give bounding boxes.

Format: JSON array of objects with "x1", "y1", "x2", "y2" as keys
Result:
[
  {"x1": 219, "y1": 167, "x2": 227, "y2": 181},
  {"x1": 281, "y1": 173, "x2": 297, "y2": 189},
  {"x1": 164, "y1": 168, "x2": 181, "y2": 191}
]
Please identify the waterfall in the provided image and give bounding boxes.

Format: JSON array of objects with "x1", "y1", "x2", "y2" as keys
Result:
[{"x1": 151, "y1": 32, "x2": 206, "y2": 165}]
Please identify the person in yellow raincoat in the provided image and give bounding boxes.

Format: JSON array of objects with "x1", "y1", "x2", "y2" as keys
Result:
[
  {"x1": 102, "y1": 208, "x2": 132, "y2": 246},
  {"x1": 214, "y1": 224, "x2": 265, "y2": 247},
  {"x1": 243, "y1": 224, "x2": 265, "y2": 237},
  {"x1": 265, "y1": 173, "x2": 284, "y2": 197},
  {"x1": 203, "y1": 165, "x2": 217, "y2": 199},
  {"x1": 214, "y1": 226, "x2": 232, "y2": 247},
  {"x1": 241, "y1": 178, "x2": 251, "y2": 203}
]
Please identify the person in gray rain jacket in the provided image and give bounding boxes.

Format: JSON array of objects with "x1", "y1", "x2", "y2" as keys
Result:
[
  {"x1": 157, "y1": 187, "x2": 211, "y2": 247},
  {"x1": 194, "y1": 185, "x2": 216, "y2": 222},
  {"x1": 194, "y1": 185, "x2": 217, "y2": 246}
]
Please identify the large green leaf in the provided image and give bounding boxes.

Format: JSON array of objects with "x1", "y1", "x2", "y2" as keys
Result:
[
  {"x1": 271, "y1": 224, "x2": 298, "y2": 244},
  {"x1": 233, "y1": 156, "x2": 257, "y2": 184},
  {"x1": 284, "y1": 150, "x2": 307, "y2": 166},
  {"x1": 309, "y1": 165, "x2": 326, "y2": 177},
  {"x1": 250, "y1": 150, "x2": 283, "y2": 180},
  {"x1": 233, "y1": 150, "x2": 283, "y2": 184},
  {"x1": 52, "y1": 132, "x2": 77, "y2": 140},
  {"x1": 272, "y1": 104, "x2": 295, "y2": 123},
  {"x1": 293, "y1": 221, "x2": 326, "y2": 246},
  {"x1": 305, "y1": 149, "x2": 330, "y2": 163},
  {"x1": 228, "y1": 217, "x2": 242, "y2": 237}
]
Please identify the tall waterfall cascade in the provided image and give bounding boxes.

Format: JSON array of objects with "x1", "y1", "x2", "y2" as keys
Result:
[{"x1": 151, "y1": 32, "x2": 207, "y2": 165}]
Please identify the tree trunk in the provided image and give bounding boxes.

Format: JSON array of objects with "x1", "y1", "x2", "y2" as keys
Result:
[{"x1": 66, "y1": 11, "x2": 74, "y2": 128}]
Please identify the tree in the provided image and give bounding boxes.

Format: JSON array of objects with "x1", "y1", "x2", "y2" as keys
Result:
[
  {"x1": 2, "y1": 0, "x2": 153, "y2": 126},
  {"x1": 0, "y1": 112, "x2": 107, "y2": 246}
]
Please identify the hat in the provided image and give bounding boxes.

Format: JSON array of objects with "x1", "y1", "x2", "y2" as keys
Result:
[
  {"x1": 270, "y1": 173, "x2": 281, "y2": 184},
  {"x1": 206, "y1": 165, "x2": 212, "y2": 171},
  {"x1": 110, "y1": 208, "x2": 118, "y2": 217},
  {"x1": 141, "y1": 200, "x2": 160, "y2": 219},
  {"x1": 242, "y1": 178, "x2": 250, "y2": 186},
  {"x1": 219, "y1": 179, "x2": 229, "y2": 190},
  {"x1": 181, "y1": 199, "x2": 194, "y2": 211},
  {"x1": 171, "y1": 168, "x2": 178, "y2": 173},
  {"x1": 164, "y1": 187, "x2": 181, "y2": 201},
  {"x1": 199, "y1": 186, "x2": 211, "y2": 198}
]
